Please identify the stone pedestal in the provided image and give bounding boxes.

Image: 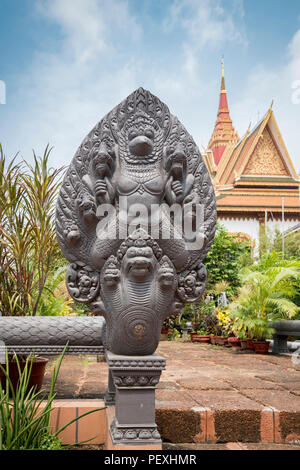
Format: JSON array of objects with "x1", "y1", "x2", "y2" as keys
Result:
[
  {"x1": 272, "y1": 334, "x2": 289, "y2": 354},
  {"x1": 105, "y1": 369, "x2": 116, "y2": 406},
  {"x1": 106, "y1": 351, "x2": 165, "y2": 446}
]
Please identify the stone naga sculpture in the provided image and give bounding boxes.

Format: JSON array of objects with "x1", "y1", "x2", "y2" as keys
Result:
[{"x1": 56, "y1": 88, "x2": 216, "y2": 356}]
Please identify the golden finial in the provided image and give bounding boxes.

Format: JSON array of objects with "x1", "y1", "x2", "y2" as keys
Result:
[{"x1": 221, "y1": 57, "x2": 226, "y2": 92}]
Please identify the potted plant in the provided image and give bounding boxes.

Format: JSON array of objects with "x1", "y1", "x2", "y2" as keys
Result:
[
  {"x1": 215, "y1": 336, "x2": 228, "y2": 346},
  {"x1": 191, "y1": 330, "x2": 211, "y2": 343},
  {"x1": 215, "y1": 308, "x2": 232, "y2": 345},
  {"x1": 227, "y1": 336, "x2": 241, "y2": 348},
  {"x1": 0, "y1": 353, "x2": 48, "y2": 395},
  {"x1": 161, "y1": 319, "x2": 170, "y2": 335},
  {"x1": 238, "y1": 332, "x2": 248, "y2": 350},
  {"x1": 229, "y1": 254, "x2": 300, "y2": 355},
  {"x1": 210, "y1": 334, "x2": 216, "y2": 345},
  {"x1": 0, "y1": 347, "x2": 105, "y2": 450}
]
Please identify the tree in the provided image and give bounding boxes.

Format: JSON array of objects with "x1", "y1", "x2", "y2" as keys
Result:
[
  {"x1": 204, "y1": 223, "x2": 252, "y2": 298},
  {"x1": 274, "y1": 229, "x2": 300, "y2": 259}
]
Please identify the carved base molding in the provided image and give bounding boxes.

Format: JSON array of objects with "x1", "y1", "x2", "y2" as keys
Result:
[
  {"x1": 110, "y1": 418, "x2": 161, "y2": 446},
  {"x1": 105, "y1": 369, "x2": 116, "y2": 406},
  {"x1": 272, "y1": 334, "x2": 289, "y2": 354},
  {"x1": 106, "y1": 350, "x2": 165, "y2": 446},
  {"x1": 5, "y1": 345, "x2": 104, "y2": 355}
]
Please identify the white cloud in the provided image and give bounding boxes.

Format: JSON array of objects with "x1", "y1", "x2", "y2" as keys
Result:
[
  {"x1": 36, "y1": 0, "x2": 141, "y2": 64},
  {"x1": 163, "y1": 0, "x2": 247, "y2": 80},
  {"x1": 1, "y1": 0, "x2": 248, "y2": 168},
  {"x1": 2, "y1": 0, "x2": 142, "y2": 167},
  {"x1": 2, "y1": 0, "x2": 298, "y2": 175}
]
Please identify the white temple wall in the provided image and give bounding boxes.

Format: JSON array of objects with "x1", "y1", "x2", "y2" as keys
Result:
[
  {"x1": 218, "y1": 217, "x2": 299, "y2": 256},
  {"x1": 218, "y1": 217, "x2": 260, "y2": 243}
]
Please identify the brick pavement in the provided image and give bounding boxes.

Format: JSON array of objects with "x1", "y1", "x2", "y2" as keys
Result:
[{"x1": 43, "y1": 339, "x2": 300, "y2": 444}]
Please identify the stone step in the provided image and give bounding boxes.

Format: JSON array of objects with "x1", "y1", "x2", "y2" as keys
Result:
[{"x1": 39, "y1": 399, "x2": 300, "y2": 446}]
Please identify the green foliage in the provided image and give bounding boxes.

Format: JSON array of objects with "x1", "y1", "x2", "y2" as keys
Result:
[
  {"x1": 168, "y1": 328, "x2": 180, "y2": 340},
  {"x1": 274, "y1": 229, "x2": 300, "y2": 259},
  {"x1": 229, "y1": 254, "x2": 300, "y2": 340},
  {"x1": 258, "y1": 224, "x2": 281, "y2": 258},
  {"x1": 250, "y1": 251, "x2": 300, "y2": 309},
  {"x1": 182, "y1": 299, "x2": 215, "y2": 323},
  {"x1": 0, "y1": 145, "x2": 65, "y2": 316},
  {"x1": 259, "y1": 224, "x2": 300, "y2": 260},
  {"x1": 181, "y1": 299, "x2": 218, "y2": 335},
  {"x1": 204, "y1": 223, "x2": 252, "y2": 297},
  {"x1": 39, "y1": 434, "x2": 63, "y2": 451},
  {"x1": 37, "y1": 266, "x2": 73, "y2": 316},
  {"x1": 0, "y1": 346, "x2": 105, "y2": 450}
]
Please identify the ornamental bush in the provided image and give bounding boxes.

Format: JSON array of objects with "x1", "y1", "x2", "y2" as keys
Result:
[{"x1": 204, "y1": 223, "x2": 252, "y2": 298}]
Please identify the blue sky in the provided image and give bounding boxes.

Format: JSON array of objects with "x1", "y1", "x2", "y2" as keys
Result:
[{"x1": 0, "y1": 0, "x2": 300, "y2": 172}]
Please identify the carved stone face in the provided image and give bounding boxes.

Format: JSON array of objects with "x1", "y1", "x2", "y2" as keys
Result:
[
  {"x1": 128, "y1": 127, "x2": 155, "y2": 157},
  {"x1": 123, "y1": 246, "x2": 155, "y2": 281},
  {"x1": 92, "y1": 141, "x2": 114, "y2": 177},
  {"x1": 78, "y1": 271, "x2": 94, "y2": 295},
  {"x1": 77, "y1": 194, "x2": 96, "y2": 222},
  {"x1": 119, "y1": 111, "x2": 163, "y2": 165}
]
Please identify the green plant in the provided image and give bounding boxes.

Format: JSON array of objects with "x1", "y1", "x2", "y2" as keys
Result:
[
  {"x1": 229, "y1": 256, "x2": 300, "y2": 341},
  {"x1": 258, "y1": 225, "x2": 300, "y2": 260},
  {"x1": 0, "y1": 346, "x2": 105, "y2": 450},
  {"x1": 204, "y1": 223, "x2": 252, "y2": 298},
  {"x1": 167, "y1": 328, "x2": 181, "y2": 340},
  {"x1": 196, "y1": 329, "x2": 208, "y2": 335},
  {"x1": 39, "y1": 434, "x2": 63, "y2": 450},
  {"x1": 37, "y1": 266, "x2": 73, "y2": 316},
  {"x1": 214, "y1": 280, "x2": 230, "y2": 296},
  {"x1": 275, "y1": 229, "x2": 300, "y2": 259},
  {"x1": 0, "y1": 145, "x2": 65, "y2": 316},
  {"x1": 216, "y1": 308, "x2": 233, "y2": 337}
]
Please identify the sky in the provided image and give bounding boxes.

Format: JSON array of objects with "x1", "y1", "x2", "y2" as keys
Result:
[{"x1": 0, "y1": 0, "x2": 300, "y2": 172}]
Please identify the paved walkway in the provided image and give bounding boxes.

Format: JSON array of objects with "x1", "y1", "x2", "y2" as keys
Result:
[{"x1": 44, "y1": 339, "x2": 300, "y2": 444}]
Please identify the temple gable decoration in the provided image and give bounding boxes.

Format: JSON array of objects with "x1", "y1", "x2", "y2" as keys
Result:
[{"x1": 244, "y1": 127, "x2": 289, "y2": 177}]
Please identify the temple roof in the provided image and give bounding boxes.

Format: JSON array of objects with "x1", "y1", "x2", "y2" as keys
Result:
[
  {"x1": 214, "y1": 104, "x2": 299, "y2": 186},
  {"x1": 205, "y1": 86, "x2": 300, "y2": 219},
  {"x1": 207, "y1": 61, "x2": 239, "y2": 165}
]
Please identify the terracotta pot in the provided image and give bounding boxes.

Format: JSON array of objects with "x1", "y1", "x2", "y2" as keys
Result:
[
  {"x1": 228, "y1": 337, "x2": 241, "y2": 348},
  {"x1": 215, "y1": 336, "x2": 228, "y2": 346},
  {"x1": 210, "y1": 336, "x2": 216, "y2": 345},
  {"x1": 214, "y1": 335, "x2": 221, "y2": 345},
  {"x1": 161, "y1": 327, "x2": 169, "y2": 335},
  {"x1": 0, "y1": 357, "x2": 48, "y2": 395},
  {"x1": 253, "y1": 341, "x2": 270, "y2": 355},
  {"x1": 240, "y1": 340, "x2": 248, "y2": 350},
  {"x1": 246, "y1": 339, "x2": 255, "y2": 350},
  {"x1": 191, "y1": 334, "x2": 211, "y2": 344}
]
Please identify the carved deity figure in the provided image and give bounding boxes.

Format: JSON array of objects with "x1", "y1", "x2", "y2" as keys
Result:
[{"x1": 56, "y1": 88, "x2": 216, "y2": 355}]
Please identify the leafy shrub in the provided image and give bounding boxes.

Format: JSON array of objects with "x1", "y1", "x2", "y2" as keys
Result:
[
  {"x1": 0, "y1": 346, "x2": 104, "y2": 450},
  {"x1": 37, "y1": 266, "x2": 73, "y2": 316},
  {"x1": 204, "y1": 223, "x2": 252, "y2": 298},
  {"x1": 0, "y1": 145, "x2": 65, "y2": 316},
  {"x1": 229, "y1": 254, "x2": 300, "y2": 340}
]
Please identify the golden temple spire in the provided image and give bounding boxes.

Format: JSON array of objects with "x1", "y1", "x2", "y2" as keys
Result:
[
  {"x1": 207, "y1": 61, "x2": 239, "y2": 165},
  {"x1": 221, "y1": 59, "x2": 226, "y2": 93}
]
